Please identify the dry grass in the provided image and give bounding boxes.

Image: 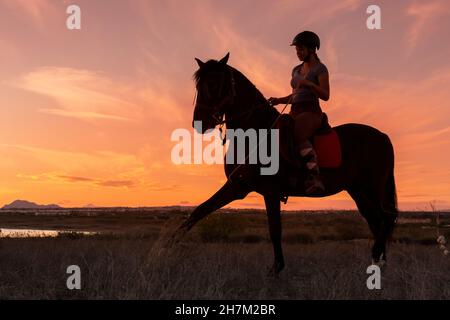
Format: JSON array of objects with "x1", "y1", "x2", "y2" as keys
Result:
[{"x1": 0, "y1": 208, "x2": 449, "y2": 299}]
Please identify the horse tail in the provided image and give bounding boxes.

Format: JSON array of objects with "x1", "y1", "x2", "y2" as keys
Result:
[
  {"x1": 385, "y1": 168, "x2": 398, "y2": 214},
  {"x1": 383, "y1": 135, "x2": 398, "y2": 239}
]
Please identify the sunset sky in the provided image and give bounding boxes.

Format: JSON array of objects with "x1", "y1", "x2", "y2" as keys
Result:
[{"x1": 1, "y1": 0, "x2": 450, "y2": 211}]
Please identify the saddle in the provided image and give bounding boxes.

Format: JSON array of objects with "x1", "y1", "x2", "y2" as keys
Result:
[
  {"x1": 277, "y1": 112, "x2": 341, "y2": 168},
  {"x1": 276, "y1": 112, "x2": 342, "y2": 200}
]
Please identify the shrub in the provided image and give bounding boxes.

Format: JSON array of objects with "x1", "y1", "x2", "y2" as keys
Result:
[{"x1": 197, "y1": 213, "x2": 246, "y2": 242}]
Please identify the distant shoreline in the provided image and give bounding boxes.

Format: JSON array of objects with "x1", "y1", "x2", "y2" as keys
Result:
[{"x1": 1, "y1": 206, "x2": 449, "y2": 213}]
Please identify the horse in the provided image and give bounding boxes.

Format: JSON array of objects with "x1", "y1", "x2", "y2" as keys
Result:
[{"x1": 174, "y1": 52, "x2": 398, "y2": 276}]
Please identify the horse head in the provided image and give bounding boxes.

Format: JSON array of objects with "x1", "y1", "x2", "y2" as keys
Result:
[{"x1": 192, "y1": 53, "x2": 238, "y2": 133}]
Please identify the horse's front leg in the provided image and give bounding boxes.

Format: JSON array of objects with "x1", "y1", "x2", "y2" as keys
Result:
[
  {"x1": 175, "y1": 181, "x2": 249, "y2": 238},
  {"x1": 264, "y1": 194, "x2": 285, "y2": 276}
]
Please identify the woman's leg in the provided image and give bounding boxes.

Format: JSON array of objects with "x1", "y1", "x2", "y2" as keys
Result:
[
  {"x1": 293, "y1": 112, "x2": 325, "y2": 194},
  {"x1": 293, "y1": 112, "x2": 322, "y2": 141}
]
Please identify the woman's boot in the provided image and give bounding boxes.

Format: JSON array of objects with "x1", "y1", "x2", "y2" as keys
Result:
[{"x1": 298, "y1": 140, "x2": 325, "y2": 194}]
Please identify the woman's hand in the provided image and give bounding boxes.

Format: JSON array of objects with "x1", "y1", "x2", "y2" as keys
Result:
[{"x1": 268, "y1": 97, "x2": 280, "y2": 106}]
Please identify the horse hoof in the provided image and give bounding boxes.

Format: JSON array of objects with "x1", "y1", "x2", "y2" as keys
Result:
[
  {"x1": 266, "y1": 261, "x2": 284, "y2": 278},
  {"x1": 371, "y1": 259, "x2": 387, "y2": 271},
  {"x1": 266, "y1": 268, "x2": 279, "y2": 278}
]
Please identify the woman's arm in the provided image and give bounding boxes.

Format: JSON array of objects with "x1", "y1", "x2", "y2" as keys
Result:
[
  {"x1": 298, "y1": 72, "x2": 330, "y2": 101},
  {"x1": 277, "y1": 94, "x2": 293, "y2": 104},
  {"x1": 268, "y1": 94, "x2": 293, "y2": 106}
]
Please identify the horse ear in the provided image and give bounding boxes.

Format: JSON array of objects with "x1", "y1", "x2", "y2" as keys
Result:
[
  {"x1": 219, "y1": 52, "x2": 230, "y2": 65},
  {"x1": 195, "y1": 58, "x2": 205, "y2": 68}
]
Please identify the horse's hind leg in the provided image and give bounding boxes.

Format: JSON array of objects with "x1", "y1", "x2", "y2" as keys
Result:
[
  {"x1": 347, "y1": 188, "x2": 387, "y2": 264},
  {"x1": 264, "y1": 193, "x2": 284, "y2": 276}
]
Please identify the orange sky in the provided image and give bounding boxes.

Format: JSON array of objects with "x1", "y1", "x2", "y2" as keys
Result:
[{"x1": 1, "y1": 0, "x2": 450, "y2": 211}]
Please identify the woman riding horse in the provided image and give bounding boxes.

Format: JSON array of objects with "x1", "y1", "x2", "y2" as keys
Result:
[
  {"x1": 269, "y1": 31, "x2": 329, "y2": 195},
  {"x1": 173, "y1": 47, "x2": 398, "y2": 275}
]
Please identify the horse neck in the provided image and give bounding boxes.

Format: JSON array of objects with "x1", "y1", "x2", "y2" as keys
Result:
[{"x1": 225, "y1": 68, "x2": 280, "y2": 130}]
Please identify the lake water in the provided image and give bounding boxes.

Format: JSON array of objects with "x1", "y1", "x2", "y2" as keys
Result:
[{"x1": 0, "y1": 228, "x2": 97, "y2": 238}]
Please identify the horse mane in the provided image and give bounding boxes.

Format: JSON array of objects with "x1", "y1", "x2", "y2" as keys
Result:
[
  {"x1": 193, "y1": 59, "x2": 226, "y2": 86},
  {"x1": 193, "y1": 59, "x2": 280, "y2": 120}
]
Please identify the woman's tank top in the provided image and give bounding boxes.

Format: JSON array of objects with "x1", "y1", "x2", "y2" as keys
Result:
[{"x1": 290, "y1": 62, "x2": 328, "y2": 114}]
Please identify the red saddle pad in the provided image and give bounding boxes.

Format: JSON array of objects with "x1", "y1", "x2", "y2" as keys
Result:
[{"x1": 313, "y1": 130, "x2": 342, "y2": 168}]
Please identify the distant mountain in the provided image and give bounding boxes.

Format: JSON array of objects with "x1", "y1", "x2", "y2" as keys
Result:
[
  {"x1": 2, "y1": 200, "x2": 62, "y2": 209},
  {"x1": 84, "y1": 203, "x2": 97, "y2": 208}
]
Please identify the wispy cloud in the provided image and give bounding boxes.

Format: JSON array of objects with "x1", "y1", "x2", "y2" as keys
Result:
[
  {"x1": 96, "y1": 180, "x2": 135, "y2": 188},
  {"x1": 275, "y1": 0, "x2": 361, "y2": 25},
  {"x1": 405, "y1": 1, "x2": 450, "y2": 53},
  {"x1": 14, "y1": 67, "x2": 141, "y2": 122},
  {"x1": 1, "y1": 0, "x2": 50, "y2": 22},
  {"x1": 2, "y1": 143, "x2": 147, "y2": 183},
  {"x1": 58, "y1": 175, "x2": 94, "y2": 183},
  {"x1": 58, "y1": 175, "x2": 136, "y2": 188},
  {"x1": 11, "y1": 66, "x2": 189, "y2": 125},
  {"x1": 39, "y1": 109, "x2": 132, "y2": 122}
]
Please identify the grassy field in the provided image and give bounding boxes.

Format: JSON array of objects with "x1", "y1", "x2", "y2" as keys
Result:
[{"x1": 0, "y1": 208, "x2": 449, "y2": 299}]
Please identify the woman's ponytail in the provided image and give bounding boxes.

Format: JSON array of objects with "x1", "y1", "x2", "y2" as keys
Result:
[{"x1": 314, "y1": 52, "x2": 321, "y2": 62}]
